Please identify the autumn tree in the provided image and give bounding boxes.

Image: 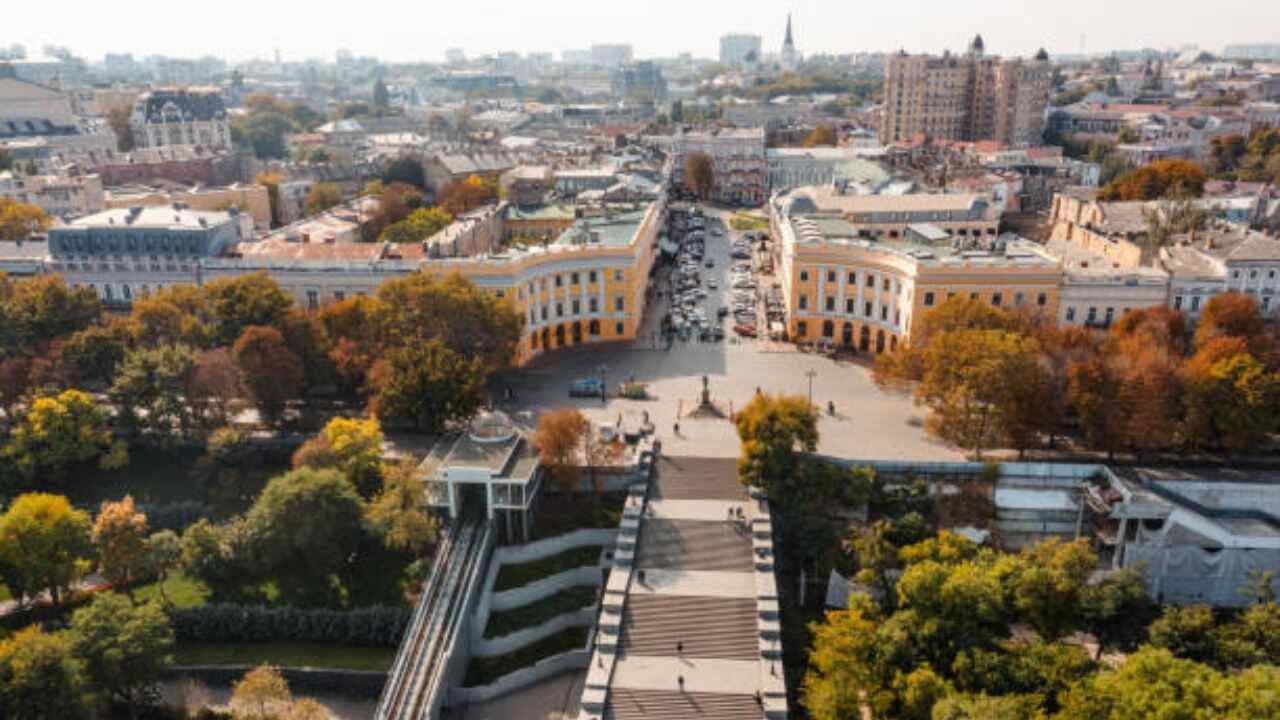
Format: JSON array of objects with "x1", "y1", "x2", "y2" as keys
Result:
[
  {"x1": 0, "y1": 625, "x2": 90, "y2": 719},
  {"x1": 1, "y1": 389, "x2": 128, "y2": 485},
  {"x1": 1181, "y1": 352, "x2": 1280, "y2": 452},
  {"x1": 684, "y1": 151, "x2": 715, "y2": 200},
  {"x1": 802, "y1": 124, "x2": 838, "y2": 147},
  {"x1": 0, "y1": 493, "x2": 93, "y2": 606},
  {"x1": 92, "y1": 496, "x2": 150, "y2": 594},
  {"x1": 375, "y1": 272, "x2": 523, "y2": 372},
  {"x1": 303, "y1": 182, "x2": 343, "y2": 215},
  {"x1": 231, "y1": 665, "x2": 292, "y2": 720},
  {"x1": 187, "y1": 348, "x2": 245, "y2": 430},
  {"x1": 534, "y1": 408, "x2": 590, "y2": 490},
  {"x1": 57, "y1": 320, "x2": 130, "y2": 388},
  {"x1": 317, "y1": 295, "x2": 385, "y2": 395},
  {"x1": 438, "y1": 175, "x2": 497, "y2": 216},
  {"x1": 1194, "y1": 292, "x2": 1270, "y2": 357},
  {"x1": 69, "y1": 592, "x2": 174, "y2": 717},
  {"x1": 0, "y1": 197, "x2": 50, "y2": 240},
  {"x1": 364, "y1": 182, "x2": 422, "y2": 240},
  {"x1": 127, "y1": 283, "x2": 214, "y2": 348},
  {"x1": 292, "y1": 416, "x2": 386, "y2": 497},
  {"x1": 365, "y1": 459, "x2": 438, "y2": 556},
  {"x1": 232, "y1": 326, "x2": 305, "y2": 429},
  {"x1": 0, "y1": 274, "x2": 102, "y2": 348},
  {"x1": 1098, "y1": 158, "x2": 1208, "y2": 200},
  {"x1": 368, "y1": 340, "x2": 486, "y2": 433},
  {"x1": 734, "y1": 393, "x2": 818, "y2": 493}
]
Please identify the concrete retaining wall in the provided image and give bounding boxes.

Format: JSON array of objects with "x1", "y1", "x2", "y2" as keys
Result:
[
  {"x1": 491, "y1": 566, "x2": 604, "y2": 612},
  {"x1": 450, "y1": 650, "x2": 590, "y2": 705},
  {"x1": 473, "y1": 606, "x2": 598, "y2": 657},
  {"x1": 492, "y1": 528, "x2": 616, "y2": 565}
]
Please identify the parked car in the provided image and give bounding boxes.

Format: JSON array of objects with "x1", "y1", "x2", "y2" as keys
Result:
[
  {"x1": 569, "y1": 378, "x2": 604, "y2": 397},
  {"x1": 733, "y1": 324, "x2": 758, "y2": 338}
]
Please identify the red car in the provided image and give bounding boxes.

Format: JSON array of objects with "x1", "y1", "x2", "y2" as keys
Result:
[{"x1": 733, "y1": 324, "x2": 758, "y2": 338}]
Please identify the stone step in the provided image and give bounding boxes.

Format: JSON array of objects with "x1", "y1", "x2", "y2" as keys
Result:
[{"x1": 603, "y1": 688, "x2": 764, "y2": 720}]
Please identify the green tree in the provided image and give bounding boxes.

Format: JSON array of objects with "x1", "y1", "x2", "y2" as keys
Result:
[
  {"x1": 802, "y1": 604, "x2": 887, "y2": 720},
  {"x1": 1147, "y1": 604, "x2": 1220, "y2": 665},
  {"x1": 369, "y1": 340, "x2": 486, "y2": 433},
  {"x1": 932, "y1": 693, "x2": 1045, "y2": 720},
  {"x1": 57, "y1": 321, "x2": 129, "y2": 388},
  {"x1": 684, "y1": 151, "x2": 715, "y2": 199},
  {"x1": 373, "y1": 78, "x2": 390, "y2": 112},
  {"x1": 0, "y1": 274, "x2": 101, "y2": 349},
  {"x1": 92, "y1": 496, "x2": 150, "y2": 595},
  {"x1": 303, "y1": 182, "x2": 343, "y2": 215},
  {"x1": 846, "y1": 519, "x2": 901, "y2": 612},
  {"x1": 232, "y1": 326, "x2": 305, "y2": 429},
  {"x1": 231, "y1": 110, "x2": 296, "y2": 159},
  {"x1": 144, "y1": 530, "x2": 182, "y2": 607},
  {"x1": 178, "y1": 517, "x2": 254, "y2": 599},
  {"x1": 0, "y1": 493, "x2": 93, "y2": 606},
  {"x1": 1079, "y1": 568, "x2": 1152, "y2": 659},
  {"x1": 69, "y1": 593, "x2": 174, "y2": 718},
  {"x1": 1010, "y1": 539, "x2": 1097, "y2": 641},
  {"x1": 733, "y1": 393, "x2": 818, "y2": 494},
  {"x1": 2, "y1": 389, "x2": 127, "y2": 485},
  {"x1": 382, "y1": 156, "x2": 426, "y2": 190},
  {"x1": 1181, "y1": 352, "x2": 1280, "y2": 452},
  {"x1": 108, "y1": 344, "x2": 198, "y2": 441},
  {"x1": 379, "y1": 206, "x2": 453, "y2": 243},
  {"x1": 244, "y1": 468, "x2": 365, "y2": 603},
  {"x1": 202, "y1": 272, "x2": 294, "y2": 346},
  {"x1": 0, "y1": 626, "x2": 90, "y2": 719}
]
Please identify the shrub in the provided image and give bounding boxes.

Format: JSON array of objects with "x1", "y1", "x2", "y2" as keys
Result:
[{"x1": 168, "y1": 604, "x2": 409, "y2": 647}]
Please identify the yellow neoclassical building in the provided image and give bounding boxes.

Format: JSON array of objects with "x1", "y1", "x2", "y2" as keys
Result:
[
  {"x1": 770, "y1": 189, "x2": 1062, "y2": 352},
  {"x1": 202, "y1": 199, "x2": 665, "y2": 366}
]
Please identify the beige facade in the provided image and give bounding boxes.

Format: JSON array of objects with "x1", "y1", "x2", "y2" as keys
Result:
[
  {"x1": 104, "y1": 184, "x2": 272, "y2": 229},
  {"x1": 0, "y1": 172, "x2": 103, "y2": 217},
  {"x1": 881, "y1": 39, "x2": 1052, "y2": 147}
]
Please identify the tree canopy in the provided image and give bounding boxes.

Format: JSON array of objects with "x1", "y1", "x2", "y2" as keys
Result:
[{"x1": 1098, "y1": 159, "x2": 1207, "y2": 201}]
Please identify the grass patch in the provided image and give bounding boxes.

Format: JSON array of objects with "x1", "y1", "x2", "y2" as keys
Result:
[
  {"x1": 133, "y1": 571, "x2": 210, "y2": 610},
  {"x1": 530, "y1": 492, "x2": 627, "y2": 541},
  {"x1": 730, "y1": 213, "x2": 769, "y2": 232},
  {"x1": 174, "y1": 641, "x2": 395, "y2": 671},
  {"x1": 494, "y1": 546, "x2": 602, "y2": 592},
  {"x1": 483, "y1": 585, "x2": 598, "y2": 639},
  {"x1": 463, "y1": 627, "x2": 588, "y2": 687}
]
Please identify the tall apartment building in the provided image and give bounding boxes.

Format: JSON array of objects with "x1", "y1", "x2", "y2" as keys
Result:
[
  {"x1": 719, "y1": 34, "x2": 763, "y2": 66},
  {"x1": 880, "y1": 36, "x2": 1052, "y2": 147}
]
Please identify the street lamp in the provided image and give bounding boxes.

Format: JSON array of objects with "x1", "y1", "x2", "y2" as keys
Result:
[
  {"x1": 805, "y1": 369, "x2": 817, "y2": 408},
  {"x1": 598, "y1": 364, "x2": 609, "y2": 404}
]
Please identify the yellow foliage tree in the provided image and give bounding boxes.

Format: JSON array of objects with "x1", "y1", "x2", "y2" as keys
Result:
[{"x1": 92, "y1": 496, "x2": 150, "y2": 593}]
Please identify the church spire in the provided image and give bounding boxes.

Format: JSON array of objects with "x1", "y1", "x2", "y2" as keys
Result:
[{"x1": 784, "y1": 13, "x2": 794, "y2": 48}]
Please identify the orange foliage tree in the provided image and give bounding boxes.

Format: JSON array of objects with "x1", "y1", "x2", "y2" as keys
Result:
[{"x1": 1098, "y1": 159, "x2": 1207, "y2": 201}]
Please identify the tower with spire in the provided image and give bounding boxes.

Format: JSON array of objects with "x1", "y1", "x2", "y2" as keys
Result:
[{"x1": 781, "y1": 14, "x2": 798, "y2": 70}]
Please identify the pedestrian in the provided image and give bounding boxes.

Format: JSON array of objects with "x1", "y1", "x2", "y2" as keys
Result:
[
  {"x1": 638, "y1": 569, "x2": 647, "y2": 584},
  {"x1": 677, "y1": 641, "x2": 684, "y2": 655},
  {"x1": 678, "y1": 675, "x2": 685, "y2": 691},
  {"x1": 673, "y1": 421, "x2": 680, "y2": 435}
]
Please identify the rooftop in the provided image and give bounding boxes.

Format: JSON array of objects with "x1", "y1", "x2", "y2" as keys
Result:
[
  {"x1": 554, "y1": 208, "x2": 648, "y2": 248},
  {"x1": 62, "y1": 205, "x2": 234, "y2": 231}
]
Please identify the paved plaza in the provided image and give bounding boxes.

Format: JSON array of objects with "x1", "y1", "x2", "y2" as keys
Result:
[{"x1": 499, "y1": 208, "x2": 963, "y2": 463}]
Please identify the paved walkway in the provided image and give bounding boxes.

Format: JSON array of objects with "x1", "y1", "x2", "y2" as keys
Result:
[{"x1": 599, "y1": 457, "x2": 770, "y2": 720}]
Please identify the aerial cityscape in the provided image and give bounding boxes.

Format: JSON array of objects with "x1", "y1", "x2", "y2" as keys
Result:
[{"x1": 4, "y1": 5, "x2": 1280, "y2": 719}]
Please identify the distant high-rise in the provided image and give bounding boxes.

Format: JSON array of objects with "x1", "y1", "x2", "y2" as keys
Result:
[
  {"x1": 880, "y1": 36, "x2": 1053, "y2": 147},
  {"x1": 780, "y1": 14, "x2": 798, "y2": 70},
  {"x1": 445, "y1": 48, "x2": 465, "y2": 65},
  {"x1": 720, "y1": 34, "x2": 763, "y2": 66}
]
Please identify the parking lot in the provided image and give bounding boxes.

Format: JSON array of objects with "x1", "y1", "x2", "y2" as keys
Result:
[{"x1": 498, "y1": 205, "x2": 965, "y2": 463}]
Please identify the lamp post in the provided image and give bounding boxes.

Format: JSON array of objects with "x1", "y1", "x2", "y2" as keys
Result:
[
  {"x1": 805, "y1": 369, "x2": 817, "y2": 408},
  {"x1": 598, "y1": 363, "x2": 609, "y2": 404}
]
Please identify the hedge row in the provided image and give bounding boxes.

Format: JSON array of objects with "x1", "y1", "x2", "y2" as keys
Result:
[{"x1": 168, "y1": 603, "x2": 410, "y2": 647}]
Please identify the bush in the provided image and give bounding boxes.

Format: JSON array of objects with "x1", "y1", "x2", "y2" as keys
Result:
[
  {"x1": 483, "y1": 585, "x2": 598, "y2": 639},
  {"x1": 168, "y1": 604, "x2": 409, "y2": 647},
  {"x1": 493, "y1": 546, "x2": 602, "y2": 592},
  {"x1": 463, "y1": 627, "x2": 588, "y2": 687}
]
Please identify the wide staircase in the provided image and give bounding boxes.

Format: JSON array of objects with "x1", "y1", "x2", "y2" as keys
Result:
[
  {"x1": 582, "y1": 456, "x2": 776, "y2": 720},
  {"x1": 603, "y1": 688, "x2": 765, "y2": 720}
]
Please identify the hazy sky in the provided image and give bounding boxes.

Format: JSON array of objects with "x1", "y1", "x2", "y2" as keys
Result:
[{"x1": 7, "y1": 0, "x2": 1280, "y2": 63}]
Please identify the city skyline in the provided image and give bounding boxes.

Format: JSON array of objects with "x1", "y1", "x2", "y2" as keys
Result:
[{"x1": 6, "y1": 0, "x2": 1280, "y2": 64}]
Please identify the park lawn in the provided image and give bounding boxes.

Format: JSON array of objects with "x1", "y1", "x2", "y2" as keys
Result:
[
  {"x1": 462, "y1": 627, "x2": 588, "y2": 687},
  {"x1": 483, "y1": 585, "x2": 597, "y2": 639},
  {"x1": 174, "y1": 641, "x2": 395, "y2": 672},
  {"x1": 0, "y1": 585, "x2": 10, "y2": 602},
  {"x1": 494, "y1": 546, "x2": 603, "y2": 592},
  {"x1": 730, "y1": 213, "x2": 769, "y2": 232},
  {"x1": 132, "y1": 571, "x2": 210, "y2": 610}
]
